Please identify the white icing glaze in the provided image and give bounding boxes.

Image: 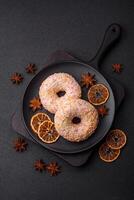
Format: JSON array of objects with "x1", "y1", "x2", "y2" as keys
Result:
[
  {"x1": 39, "y1": 73, "x2": 81, "y2": 113},
  {"x1": 54, "y1": 98, "x2": 99, "y2": 142}
]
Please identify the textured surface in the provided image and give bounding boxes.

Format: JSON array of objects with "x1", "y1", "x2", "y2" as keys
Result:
[
  {"x1": 39, "y1": 72, "x2": 81, "y2": 113},
  {"x1": 0, "y1": 0, "x2": 134, "y2": 200},
  {"x1": 54, "y1": 98, "x2": 98, "y2": 142}
]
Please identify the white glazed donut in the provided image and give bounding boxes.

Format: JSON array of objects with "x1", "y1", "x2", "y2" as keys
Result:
[
  {"x1": 39, "y1": 73, "x2": 81, "y2": 113},
  {"x1": 54, "y1": 98, "x2": 99, "y2": 142}
]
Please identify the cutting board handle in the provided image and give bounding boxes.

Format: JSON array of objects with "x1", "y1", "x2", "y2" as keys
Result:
[{"x1": 89, "y1": 23, "x2": 121, "y2": 69}]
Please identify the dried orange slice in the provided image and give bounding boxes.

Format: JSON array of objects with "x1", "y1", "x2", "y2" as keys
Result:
[
  {"x1": 99, "y1": 142, "x2": 120, "y2": 162},
  {"x1": 106, "y1": 129, "x2": 127, "y2": 149},
  {"x1": 30, "y1": 113, "x2": 51, "y2": 134},
  {"x1": 88, "y1": 84, "x2": 109, "y2": 105},
  {"x1": 38, "y1": 121, "x2": 60, "y2": 143}
]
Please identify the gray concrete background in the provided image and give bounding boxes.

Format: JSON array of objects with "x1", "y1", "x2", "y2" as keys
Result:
[{"x1": 0, "y1": 0, "x2": 134, "y2": 199}]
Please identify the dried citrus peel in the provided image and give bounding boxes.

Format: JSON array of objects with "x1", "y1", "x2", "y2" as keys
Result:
[
  {"x1": 88, "y1": 83, "x2": 110, "y2": 105},
  {"x1": 38, "y1": 121, "x2": 60, "y2": 144},
  {"x1": 30, "y1": 113, "x2": 51, "y2": 134},
  {"x1": 106, "y1": 129, "x2": 127, "y2": 149},
  {"x1": 99, "y1": 142, "x2": 120, "y2": 162}
]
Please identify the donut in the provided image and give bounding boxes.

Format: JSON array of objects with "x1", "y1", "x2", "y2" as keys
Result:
[
  {"x1": 39, "y1": 73, "x2": 81, "y2": 113},
  {"x1": 54, "y1": 98, "x2": 99, "y2": 142}
]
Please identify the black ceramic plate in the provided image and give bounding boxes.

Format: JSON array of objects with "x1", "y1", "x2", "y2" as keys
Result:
[
  {"x1": 22, "y1": 24, "x2": 121, "y2": 154},
  {"x1": 22, "y1": 61, "x2": 115, "y2": 153}
]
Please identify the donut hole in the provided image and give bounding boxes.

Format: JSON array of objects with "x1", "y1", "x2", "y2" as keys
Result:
[
  {"x1": 57, "y1": 90, "x2": 66, "y2": 97},
  {"x1": 72, "y1": 117, "x2": 81, "y2": 124}
]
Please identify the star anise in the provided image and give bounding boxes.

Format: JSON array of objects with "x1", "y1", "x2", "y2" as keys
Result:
[
  {"x1": 26, "y1": 63, "x2": 37, "y2": 74},
  {"x1": 81, "y1": 73, "x2": 96, "y2": 88},
  {"x1": 97, "y1": 105, "x2": 109, "y2": 117},
  {"x1": 29, "y1": 97, "x2": 42, "y2": 111},
  {"x1": 112, "y1": 64, "x2": 122, "y2": 73},
  {"x1": 13, "y1": 138, "x2": 28, "y2": 152},
  {"x1": 47, "y1": 162, "x2": 60, "y2": 176},
  {"x1": 34, "y1": 160, "x2": 46, "y2": 172},
  {"x1": 10, "y1": 73, "x2": 23, "y2": 84}
]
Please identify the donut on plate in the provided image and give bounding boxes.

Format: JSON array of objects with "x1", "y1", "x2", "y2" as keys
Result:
[
  {"x1": 54, "y1": 98, "x2": 99, "y2": 142},
  {"x1": 39, "y1": 73, "x2": 81, "y2": 114}
]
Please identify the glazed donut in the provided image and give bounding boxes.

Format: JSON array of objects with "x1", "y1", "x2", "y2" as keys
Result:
[
  {"x1": 54, "y1": 98, "x2": 99, "y2": 142},
  {"x1": 39, "y1": 73, "x2": 81, "y2": 114}
]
